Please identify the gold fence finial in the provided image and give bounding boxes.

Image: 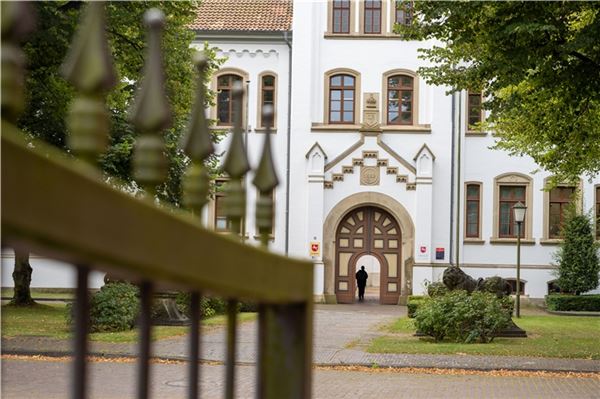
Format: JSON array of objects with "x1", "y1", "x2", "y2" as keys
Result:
[
  {"x1": 131, "y1": 8, "x2": 172, "y2": 194},
  {"x1": 181, "y1": 52, "x2": 213, "y2": 217},
  {"x1": 61, "y1": 2, "x2": 117, "y2": 163},
  {"x1": 1, "y1": 2, "x2": 35, "y2": 123},
  {"x1": 252, "y1": 105, "x2": 279, "y2": 247},
  {"x1": 221, "y1": 81, "x2": 250, "y2": 236}
]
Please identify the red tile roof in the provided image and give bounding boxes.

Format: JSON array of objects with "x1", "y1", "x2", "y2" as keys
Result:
[{"x1": 191, "y1": 0, "x2": 293, "y2": 32}]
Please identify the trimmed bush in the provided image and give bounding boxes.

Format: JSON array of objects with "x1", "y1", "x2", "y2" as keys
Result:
[
  {"x1": 89, "y1": 283, "x2": 139, "y2": 332},
  {"x1": 407, "y1": 296, "x2": 427, "y2": 318},
  {"x1": 414, "y1": 290, "x2": 512, "y2": 343},
  {"x1": 546, "y1": 294, "x2": 600, "y2": 311},
  {"x1": 427, "y1": 282, "x2": 448, "y2": 297},
  {"x1": 175, "y1": 293, "x2": 230, "y2": 319}
]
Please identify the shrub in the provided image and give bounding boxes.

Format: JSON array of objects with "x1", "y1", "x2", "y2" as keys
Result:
[
  {"x1": 546, "y1": 294, "x2": 600, "y2": 311},
  {"x1": 414, "y1": 290, "x2": 512, "y2": 343},
  {"x1": 427, "y1": 282, "x2": 448, "y2": 297},
  {"x1": 554, "y1": 209, "x2": 600, "y2": 295},
  {"x1": 407, "y1": 296, "x2": 427, "y2": 318},
  {"x1": 175, "y1": 293, "x2": 229, "y2": 319},
  {"x1": 89, "y1": 283, "x2": 139, "y2": 332}
]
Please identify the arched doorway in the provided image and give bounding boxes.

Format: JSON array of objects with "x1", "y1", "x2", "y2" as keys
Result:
[
  {"x1": 335, "y1": 206, "x2": 402, "y2": 304},
  {"x1": 356, "y1": 254, "x2": 381, "y2": 302}
]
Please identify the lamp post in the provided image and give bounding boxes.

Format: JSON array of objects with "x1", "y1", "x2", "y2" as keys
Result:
[{"x1": 513, "y1": 201, "x2": 527, "y2": 318}]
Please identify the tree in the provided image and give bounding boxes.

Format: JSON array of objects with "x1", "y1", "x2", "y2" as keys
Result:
[
  {"x1": 13, "y1": 1, "x2": 223, "y2": 305},
  {"x1": 397, "y1": 2, "x2": 600, "y2": 182},
  {"x1": 554, "y1": 207, "x2": 600, "y2": 295}
]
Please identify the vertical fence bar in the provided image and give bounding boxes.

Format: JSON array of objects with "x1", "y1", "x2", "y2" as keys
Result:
[
  {"x1": 181, "y1": 51, "x2": 213, "y2": 399},
  {"x1": 188, "y1": 292, "x2": 201, "y2": 399},
  {"x1": 257, "y1": 303, "x2": 312, "y2": 399},
  {"x1": 72, "y1": 265, "x2": 90, "y2": 399},
  {"x1": 225, "y1": 299, "x2": 238, "y2": 399},
  {"x1": 138, "y1": 281, "x2": 153, "y2": 399}
]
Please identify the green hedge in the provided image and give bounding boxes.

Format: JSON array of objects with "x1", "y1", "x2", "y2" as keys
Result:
[
  {"x1": 407, "y1": 296, "x2": 427, "y2": 318},
  {"x1": 546, "y1": 294, "x2": 600, "y2": 311}
]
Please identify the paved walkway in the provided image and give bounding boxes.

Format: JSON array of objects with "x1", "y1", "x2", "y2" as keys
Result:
[
  {"x1": 3, "y1": 304, "x2": 600, "y2": 373},
  {"x1": 3, "y1": 357, "x2": 599, "y2": 399}
]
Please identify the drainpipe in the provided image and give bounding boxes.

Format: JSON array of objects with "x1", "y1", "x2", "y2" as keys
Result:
[
  {"x1": 283, "y1": 31, "x2": 292, "y2": 255},
  {"x1": 449, "y1": 91, "x2": 456, "y2": 266},
  {"x1": 455, "y1": 91, "x2": 463, "y2": 268}
]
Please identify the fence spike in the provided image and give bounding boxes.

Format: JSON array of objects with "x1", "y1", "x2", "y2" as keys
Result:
[
  {"x1": 221, "y1": 81, "x2": 249, "y2": 236},
  {"x1": 182, "y1": 52, "x2": 213, "y2": 216},
  {"x1": 131, "y1": 8, "x2": 171, "y2": 193},
  {"x1": 61, "y1": 2, "x2": 116, "y2": 163},
  {"x1": 253, "y1": 105, "x2": 279, "y2": 247},
  {"x1": 1, "y1": 2, "x2": 35, "y2": 123}
]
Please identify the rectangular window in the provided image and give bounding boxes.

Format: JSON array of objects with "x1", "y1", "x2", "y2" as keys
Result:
[
  {"x1": 260, "y1": 75, "x2": 275, "y2": 128},
  {"x1": 549, "y1": 186, "x2": 575, "y2": 238},
  {"x1": 595, "y1": 186, "x2": 599, "y2": 239},
  {"x1": 466, "y1": 184, "x2": 480, "y2": 238},
  {"x1": 333, "y1": 0, "x2": 351, "y2": 34},
  {"x1": 498, "y1": 185, "x2": 526, "y2": 238},
  {"x1": 468, "y1": 91, "x2": 482, "y2": 129},
  {"x1": 364, "y1": 0, "x2": 381, "y2": 34},
  {"x1": 214, "y1": 180, "x2": 229, "y2": 232},
  {"x1": 395, "y1": 0, "x2": 413, "y2": 26},
  {"x1": 256, "y1": 190, "x2": 276, "y2": 236}
]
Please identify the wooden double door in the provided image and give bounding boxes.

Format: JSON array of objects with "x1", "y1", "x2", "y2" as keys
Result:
[{"x1": 335, "y1": 206, "x2": 402, "y2": 304}]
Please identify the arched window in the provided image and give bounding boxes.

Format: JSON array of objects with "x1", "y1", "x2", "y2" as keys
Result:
[
  {"x1": 387, "y1": 75, "x2": 413, "y2": 125},
  {"x1": 258, "y1": 73, "x2": 276, "y2": 128},
  {"x1": 216, "y1": 74, "x2": 243, "y2": 125},
  {"x1": 329, "y1": 74, "x2": 355, "y2": 124}
]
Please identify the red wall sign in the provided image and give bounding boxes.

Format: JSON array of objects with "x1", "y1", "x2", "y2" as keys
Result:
[{"x1": 420, "y1": 246, "x2": 427, "y2": 254}]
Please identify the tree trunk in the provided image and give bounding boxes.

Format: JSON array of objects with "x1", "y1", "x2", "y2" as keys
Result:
[{"x1": 11, "y1": 249, "x2": 35, "y2": 306}]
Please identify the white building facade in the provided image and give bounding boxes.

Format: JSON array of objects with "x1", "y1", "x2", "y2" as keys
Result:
[{"x1": 3, "y1": 0, "x2": 599, "y2": 302}]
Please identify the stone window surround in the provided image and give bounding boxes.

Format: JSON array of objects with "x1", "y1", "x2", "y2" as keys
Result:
[
  {"x1": 323, "y1": 68, "x2": 362, "y2": 126},
  {"x1": 256, "y1": 71, "x2": 278, "y2": 131},
  {"x1": 466, "y1": 90, "x2": 486, "y2": 135},
  {"x1": 210, "y1": 67, "x2": 250, "y2": 129},
  {"x1": 596, "y1": 184, "x2": 600, "y2": 240},
  {"x1": 327, "y1": 0, "x2": 357, "y2": 36},
  {"x1": 358, "y1": 0, "x2": 388, "y2": 35},
  {"x1": 541, "y1": 177, "x2": 582, "y2": 245},
  {"x1": 381, "y1": 68, "x2": 420, "y2": 127},
  {"x1": 490, "y1": 172, "x2": 535, "y2": 245},
  {"x1": 464, "y1": 181, "x2": 484, "y2": 243}
]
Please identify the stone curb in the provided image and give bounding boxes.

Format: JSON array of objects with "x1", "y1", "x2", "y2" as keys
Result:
[{"x1": 4, "y1": 348, "x2": 600, "y2": 374}]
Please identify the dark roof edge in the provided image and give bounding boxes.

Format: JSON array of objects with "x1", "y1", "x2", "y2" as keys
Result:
[{"x1": 194, "y1": 30, "x2": 293, "y2": 43}]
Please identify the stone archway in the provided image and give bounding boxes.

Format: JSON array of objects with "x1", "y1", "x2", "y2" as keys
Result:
[{"x1": 323, "y1": 192, "x2": 415, "y2": 304}]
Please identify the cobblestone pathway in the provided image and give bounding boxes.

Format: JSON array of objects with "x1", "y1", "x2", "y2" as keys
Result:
[{"x1": 3, "y1": 358, "x2": 599, "y2": 399}]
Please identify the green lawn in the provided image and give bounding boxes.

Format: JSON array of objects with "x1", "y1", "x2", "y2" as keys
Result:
[
  {"x1": 1, "y1": 303, "x2": 256, "y2": 343},
  {"x1": 1, "y1": 288, "x2": 75, "y2": 300},
  {"x1": 368, "y1": 315, "x2": 600, "y2": 359}
]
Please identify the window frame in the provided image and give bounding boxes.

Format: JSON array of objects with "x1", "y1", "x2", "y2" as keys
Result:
[
  {"x1": 464, "y1": 182, "x2": 482, "y2": 240},
  {"x1": 257, "y1": 71, "x2": 278, "y2": 130},
  {"x1": 381, "y1": 69, "x2": 419, "y2": 127},
  {"x1": 393, "y1": 0, "x2": 413, "y2": 27},
  {"x1": 505, "y1": 278, "x2": 526, "y2": 295},
  {"x1": 323, "y1": 68, "x2": 361, "y2": 126},
  {"x1": 211, "y1": 68, "x2": 249, "y2": 128},
  {"x1": 466, "y1": 91, "x2": 484, "y2": 133},
  {"x1": 328, "y1": 0, "x2": 355, "y2": 35},
  {"x1": 491, "y1": 173, "x2": 533, "y2": 243},
  {"x1": 541, "y1": 177, "x2": 582, "y2": 242},
  {"x1": 596, "y1": 185, "x2": 600, "y2": 240},
  {"x1": 361, "y1": 0, "x2": 383, "y2": 34}
]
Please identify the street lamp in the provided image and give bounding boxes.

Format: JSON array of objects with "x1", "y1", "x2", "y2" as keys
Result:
[{"x1": 513, "y1": 201, "x2": 527, "y2": 318}]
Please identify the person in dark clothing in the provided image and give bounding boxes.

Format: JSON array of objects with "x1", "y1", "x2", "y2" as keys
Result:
[{"x1": 355, "y1": 266, "x2": 368, "y2": 301}]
